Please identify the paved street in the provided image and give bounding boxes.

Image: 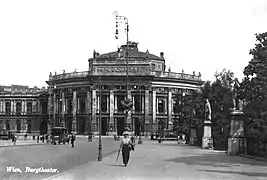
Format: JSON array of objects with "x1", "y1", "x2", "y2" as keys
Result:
[
  {"x1": 44, "y1": 140, "x2": 267, "y2": 180},
  {"x1": 0, "y1": 136, "x2": 121, "y2": 180}
]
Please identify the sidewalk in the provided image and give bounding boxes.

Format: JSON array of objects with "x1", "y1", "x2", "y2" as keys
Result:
[
  {"x1": 43, "y1": 140, "x2": 267, "y2": 180},
  {"x1": 0, "y1": 139, "x2": 47, "y2": 147}
]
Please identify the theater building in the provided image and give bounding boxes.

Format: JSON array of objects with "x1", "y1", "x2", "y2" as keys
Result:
[
  {"x1": 0, "y1": 85, "x2": 48, "y2": 136},
  {"x1": 47, "y1": 41, "x2": 204, "y2": 136}
]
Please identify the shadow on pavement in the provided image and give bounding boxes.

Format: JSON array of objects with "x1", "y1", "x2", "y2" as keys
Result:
[
  {"x1": 164, "y1": 154, "x2": 267, "y2": 167},
  {"x1": 198, "y1": 169, "x2": 267, "y2": 177},
  {"x1": 107, "y1": 164, "x2": 125, "y2": 167}
]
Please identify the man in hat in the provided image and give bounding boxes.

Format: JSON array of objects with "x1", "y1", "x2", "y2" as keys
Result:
[{"x1": 118, "y1": 129, "x2": 134, "y2": 167}]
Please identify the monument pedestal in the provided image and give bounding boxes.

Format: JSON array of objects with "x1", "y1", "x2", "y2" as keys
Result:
[
  {"x1": 202, "y1": 120, "x2": 213, "y2": 149},
  {"x1": 227, "y1": 110, "x2": 246, "y2": 156}
]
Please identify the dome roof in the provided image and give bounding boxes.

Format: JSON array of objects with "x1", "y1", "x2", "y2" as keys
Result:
[{"x1": 97, "y1": 41, "x2": 163, "y2": 60}]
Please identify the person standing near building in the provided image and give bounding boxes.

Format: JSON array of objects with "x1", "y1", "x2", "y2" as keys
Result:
[
  {"x1": 70, "y1": 133, "x2": 76, "y2": 148},
  {"x1": 118, "y1": 130, "x2": 134, "y2": 167}
]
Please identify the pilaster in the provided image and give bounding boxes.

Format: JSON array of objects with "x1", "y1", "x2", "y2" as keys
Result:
[
  {"x1": 72, "y1": 91, "x2": 77, "y2": 134},
  {"x1": 92, "y1": 90, "x2": 97, "y2": 132},
  {"x1": 114, "y1": 95, "x2": 117, "y2": 113},
  {"x1": 152, "y1": 90, "x2": 156, "y2": 124},
  {"x1": 61, "y1": 92, "x2": 65, "y2": 127},
  {"x1": 109, "y1": 90, "x2": 114, "y2": 132},
  {"x1": 3, "y1": 100, "x2": 5, "y2": 113},
  {"x1": 53, "y1": 93, "x2": 56, "y2": 127},
  {"x1": 86, "y1": 91, "x2": 91, "y2": 133},
  {"x1": 168, "y1": 88, "x2": 172, "y2": 129}
]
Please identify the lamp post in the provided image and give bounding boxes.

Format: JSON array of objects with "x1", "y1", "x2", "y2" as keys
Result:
[
  {"x1": 97, "y1": 76, "x2": 102, "y2": 161},
  {"x1": 114, "y1": 11, "x2": 131, "y2": 130}
]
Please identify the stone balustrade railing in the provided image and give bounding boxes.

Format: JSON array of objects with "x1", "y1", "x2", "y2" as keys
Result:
[{"x1": 49, "y1": 70, "x2": 201, "y2": 81}]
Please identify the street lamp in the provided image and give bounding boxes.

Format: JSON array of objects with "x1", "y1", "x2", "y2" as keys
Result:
[
  {"x1": 97, "y1": 76, "x2": 102, "y2": 161},
  {"x1": 114, "y1": 11, "x2": 131, "y2": 130}
]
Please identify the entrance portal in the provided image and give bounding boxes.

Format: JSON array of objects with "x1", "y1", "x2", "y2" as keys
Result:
[
  {"x1": 117, "y1": 117, "x2": 125, "y2": 136},
  {"x1": 101, "y1": 117, "x2": 108, "y2": 135},
  {"x1": 78, "y1": 117, "x2": 85, "y2": 134},
  {"x1": 134, "y1": 118, "x2": 141, "y2": 136},
  {"x1": 39, "y1": 120, "x2": 47, "y2": 135}
]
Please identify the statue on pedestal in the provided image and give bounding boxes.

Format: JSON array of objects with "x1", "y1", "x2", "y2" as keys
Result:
[
  {"x1": 232, "y1": 78, "x2": 243, "y2": 111},
  {"x1": 205, "y1": 98, "x2": 211, "y2": 121}
]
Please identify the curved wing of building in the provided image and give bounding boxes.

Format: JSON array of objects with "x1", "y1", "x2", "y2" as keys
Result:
[{"x1": 47, "y1": 42, "x2": 204, "y2": 136}]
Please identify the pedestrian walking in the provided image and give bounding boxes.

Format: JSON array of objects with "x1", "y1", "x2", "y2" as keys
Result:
[
  {"x1": 37, "y1": 136, "x2": 39, "y2": 143},
  {"x1": 13, "y1": 136, "x2": 17, "y2": 146},
  {"x1": 42, "y1": 135, "x2": 45, "y2": 143},
  {"x1": 70, "y1": 133, "x2": 76, "y2": 148},
  {"x1": 118, "y1": 130, "x2": 134, "y2": 167}
]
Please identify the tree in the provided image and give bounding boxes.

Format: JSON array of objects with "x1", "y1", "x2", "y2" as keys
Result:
[{"x1": 239, "y1": 32, "x2": 267, "y2": 141}]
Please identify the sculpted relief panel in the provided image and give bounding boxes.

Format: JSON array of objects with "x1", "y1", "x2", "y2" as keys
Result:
[{"x1": 96, "y1": 67, "x2": 149, "y2": 75}]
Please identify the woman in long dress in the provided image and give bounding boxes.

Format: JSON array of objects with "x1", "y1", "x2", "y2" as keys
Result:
[{"x1": 119, "y1": 131, "x2": 133, "y2": 167}]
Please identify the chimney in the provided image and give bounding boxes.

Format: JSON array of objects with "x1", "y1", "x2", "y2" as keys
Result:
[{"x1": 160, "y1": 52, "x2": 164, "y2": 59}]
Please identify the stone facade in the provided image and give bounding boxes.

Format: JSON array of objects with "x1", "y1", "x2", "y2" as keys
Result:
[
  {"x1": 0, "y1": 85, "x2": 48, "y2": 136},
  {"x1": 47, "y1": 42, "x2": 204, "y2": 136}
]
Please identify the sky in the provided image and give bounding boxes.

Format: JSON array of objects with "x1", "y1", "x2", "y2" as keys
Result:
[{"x1": 1, "y1": 0, "x2": 267, "y2": 88}]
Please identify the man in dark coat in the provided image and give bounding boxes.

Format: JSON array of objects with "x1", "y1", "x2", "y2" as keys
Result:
[{"x1": 70, "y1": 133, "x2": 76, "y2": 148}]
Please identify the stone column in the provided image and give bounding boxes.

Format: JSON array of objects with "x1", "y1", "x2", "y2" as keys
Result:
[
  {"x1": 145, "y1": 88, "x2": 150, "y2": 134},
  {"x1": 61, "y1": 92, "x2": 65, "y2": 127},
  {"x1": 11, "y1": 100, "x2": 14, "y2": 114},
  {"x1": 53, "y1": 93, "x2": 56, "y2": 127},
  {"x1": 227, "y1": 110, "x2": 246, "y2": 156},
  {"x1": 164, "y1": 98, "x2": 167, "y2": 115},
  {"x1": 0, "y1": 100, "x2": 2, "y2": 114},
  {"x1": 25, "y1": 101, "x2": 27, "y2": 115},
  {"x1": 141, "y1": 96, "x2": 144, "y2": 114},
  {"x1": 77, "y1": 97, "x2": 80, "y2": 114},
  {"x1": 72, "y1": 91, "x2": 77, "y2": 134},
  {"x1": 109, "y1": 90, "x2": 115, "y2": 135},
  {"x1": 97, "y1": 95, "x2": 100, "y2": 113},
  {"x1": 92, "y1": 90, "x2": 97, "y2": 134},
  {"x1": 3, "y1": 101, "x2": 5, "y2": 114},
  {"x1": 152, "y1": 90, "x2": 156, "y2": 125},
  {"x1": 132, "y1": 95, "x2": 135, "y2": 112},
  {"x1": 85, "y1": 91, "x2": 91, "y2": 134},
  {"x1": 156, "y1": 97, "x2": 159, "y2": 114},
  {"x1": 114, "y1": 95, "x2": 117, "y2": 113},
  {"x1": 21, "y1": 100, "x2": 24, "y2": 115},
  {"x1": 168, "y1": 89, "x2": 172, "y2": 129}
]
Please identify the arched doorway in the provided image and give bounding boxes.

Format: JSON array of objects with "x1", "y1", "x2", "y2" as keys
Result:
[
  {"x1": 39, "y1": 120, "x2": 47, "y2": 135},
  {"x1": 101, "y1": 117, "x2": 108, "y2": 135},
  {"x1": 117, "y1": 117, "x2": 125, "y2": 136}
]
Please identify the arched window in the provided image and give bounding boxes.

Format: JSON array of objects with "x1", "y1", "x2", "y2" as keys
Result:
[
  {"x1": 5, "y1": 102, "x2": 11, "y2": 115},
  {"x1": 16, "y1": 102, "x2": 22, "y2": 115},
  {"x1": 101, "y1": 95, "x2": 107, "y2": 112},
  {"x1": 27, "y1": 102, "x2": 32, "y2": 114},
  {"x1": 158, "y1": 98, "x2": 164, "y2": 113},
  {"x1": 5, "y1": 120, "x2": 10, "y2": 130},
  {"x1": 79, "y1": 98, "x2": 86, "y2": 114},
  {"x1": 68, "y1": 99, "x2": 72, "y2": 114},
  {"x1": 42, "y1": 102, "x2": 47, "y2": 114},
  {"x1": 16, "y1": 120, "x2": 20, "y2": 133}
]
